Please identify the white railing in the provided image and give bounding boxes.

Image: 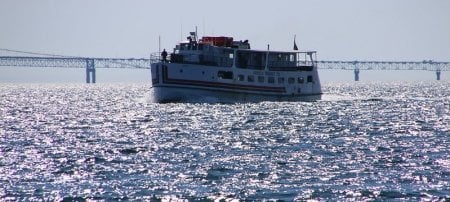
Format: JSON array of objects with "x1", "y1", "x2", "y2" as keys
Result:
[{"x1": 150, "y1": 52, "x2": 171, "y2": 64}]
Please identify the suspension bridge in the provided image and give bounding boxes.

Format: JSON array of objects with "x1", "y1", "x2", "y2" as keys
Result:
[
  {"x1": 0, "y1": 48, "x2": 449, "y2": 83},
  {"x1": 318, "y1": 60, "x2": 449, "y2": 81},
  {"x1": 0, "y1": 48, "x2": 150, "y2": 83}
]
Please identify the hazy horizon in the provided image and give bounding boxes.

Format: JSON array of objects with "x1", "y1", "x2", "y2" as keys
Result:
[{"x1": 1, "y1": 0, "x2": 449, "y2": 82}]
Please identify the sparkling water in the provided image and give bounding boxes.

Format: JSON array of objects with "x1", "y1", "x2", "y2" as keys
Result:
[{"x1": 1, "y1": 81, "x2": 449, "y2": 201}]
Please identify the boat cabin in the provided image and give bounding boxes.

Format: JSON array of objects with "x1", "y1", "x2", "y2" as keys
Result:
[{"x1": 164, "y1": 33, "x2": 316, "y2": 72}]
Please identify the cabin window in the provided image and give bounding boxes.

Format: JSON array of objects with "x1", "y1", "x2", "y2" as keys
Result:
[
  {"x1": 288, "y1": 78, "x2": 295, "y2": 84},
  {"x1": 236, "y1": 51, "x2": 265, "y2": 70},
  {"x1": 290, "y1": 54, "x2": 295, "y2": 62},
  {"x1": 247, "y1": 75, "x2": 254, "y2": 82},
  {"x1": 180, "y1": 43, "x2": 189, "y2": 50},
  {"x1": 218, "y1": 71, "x2": 233, "y2": 80},
  {"x1": 251, "y1": 54, "x2": 264, "y2": 69},
  {"x1": 278, "y1": 77, "x2": 285, "y2": 84},
  {"x1": 217, "y1": 49, "x2": 234, "y2": 67},
  {"x1": 237, "y1": 52, "x2": 249, "y2": 68},
  {"x1": 237, "y1": 75, "x2": 245, "y2": 81},
  {"x1": 258, "y1": 76, "x2": 265, "y2": 83},
  {"x1": 307, "y1": 75, "x2": 313, "y2": 83},
  {"x1": 268, "y1": 52, "x2": 300, "y2": 71},
  {"x1": 268, "y1": 77, "x2": 275, "y2": 84},
  {"x1": 298, "y1": 77, "x2": 304, "y2": 83}
]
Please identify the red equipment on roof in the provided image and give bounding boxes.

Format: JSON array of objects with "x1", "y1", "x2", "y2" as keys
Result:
[{"x1": 201, "y1": 36, "x2": 233, "y2": 47}]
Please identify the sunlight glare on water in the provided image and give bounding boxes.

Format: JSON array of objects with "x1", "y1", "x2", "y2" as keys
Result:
[{"x1": 0, "y1": 81, "x2": 449, "y2": 201}]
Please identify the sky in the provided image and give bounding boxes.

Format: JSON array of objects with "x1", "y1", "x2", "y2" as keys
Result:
[{"x1": 1, "y1": 0, "x2": 450, "y2": 82}]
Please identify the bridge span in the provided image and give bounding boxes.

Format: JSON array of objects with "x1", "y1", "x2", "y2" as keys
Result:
[
  {"x1": 317, "y1": 60, "x2": 450, "y2": 81},
  {"x1": 1, "y1": 53, "x2": 449, "y2": 83},
  {"x1": 0, "y1": 56, "x2": 150, "y2": 83}
]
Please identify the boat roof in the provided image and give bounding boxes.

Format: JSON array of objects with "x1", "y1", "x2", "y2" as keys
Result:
[
  {"x1": 176, "y1": 34, "x2": 315, "y2": 54},
  {"x1": 236, "y1": 48, "x2": 316, "y2": 54},
  {"x1": 178, "y1": 41, "x2": 314, "y2": 54}
]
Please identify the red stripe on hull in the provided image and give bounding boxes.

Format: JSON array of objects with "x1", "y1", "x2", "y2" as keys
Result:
[{"x1": 160, "y1": 66, "x2": 286, "y2": 93}]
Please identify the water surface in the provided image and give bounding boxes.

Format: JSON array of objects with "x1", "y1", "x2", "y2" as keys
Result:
[{"x1": 1, "y1": 81, "x2": 449, "y2": 201}]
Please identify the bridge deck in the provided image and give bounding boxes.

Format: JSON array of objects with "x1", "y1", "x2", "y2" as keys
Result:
[
  {"x1": 0, "y1": 56, "x2": 150, "y2": 69},
  {"x1": 1, "y1": 56, "x2": 449, "y2": 71},
  {"x1": 1, "y1": 56, "x2": 449, "y2": 82}
]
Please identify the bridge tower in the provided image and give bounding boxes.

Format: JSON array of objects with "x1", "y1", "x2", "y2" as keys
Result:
[
  {"x1": 354, "y1": 68, "x2": 360, "y2": 81},
  {"x1": 436, "y1": 69, "x2": 441, "y2": 81},
  {"x1": 353, "y1": 61, "x2": 360, "y2": 81},
  {"x1": 85, "y1": 59, "x2": 96, "y2": 83}
]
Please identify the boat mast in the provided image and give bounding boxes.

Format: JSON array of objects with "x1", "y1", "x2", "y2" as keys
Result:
[
  {"x1": 195, "y1": 26, "x2": 198, "y2": 42},
  {"x1": 265, "y1": 44, "x2": 270, "y2": 70}
]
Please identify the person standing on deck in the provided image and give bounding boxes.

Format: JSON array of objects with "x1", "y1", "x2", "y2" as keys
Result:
[{"x1": 161, "y1": 49, "x2": 168, "y2": 62}]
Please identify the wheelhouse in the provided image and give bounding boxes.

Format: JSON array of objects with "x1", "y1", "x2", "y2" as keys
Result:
[{"x1": 152, "y1": 36, "x2": 317, "y2": 72}]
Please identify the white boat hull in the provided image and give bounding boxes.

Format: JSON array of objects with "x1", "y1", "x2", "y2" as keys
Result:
[
  {"x1": 151, "y1": 85, "x2": 321, "y2": 103},
  {"x1": 151, "y1": 62, "x2": 322, "y2": 103}
]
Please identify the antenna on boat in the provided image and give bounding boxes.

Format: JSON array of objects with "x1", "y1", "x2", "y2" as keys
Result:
[
  {"x1": 195, "y1": 26, "x2": 198, "y2": 42},
  {"x1": 158, "y1": 35, "x2": 161, "y2": 54}
]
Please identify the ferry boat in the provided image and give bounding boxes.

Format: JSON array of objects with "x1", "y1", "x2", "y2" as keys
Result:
[{"x1": 150, "y1": 32, "x2": 322, "y2": 103}]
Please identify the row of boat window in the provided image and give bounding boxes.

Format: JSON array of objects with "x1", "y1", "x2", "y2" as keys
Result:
[{"x1": 218, "y1": 71, "x2": 313, "y2": 84}]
